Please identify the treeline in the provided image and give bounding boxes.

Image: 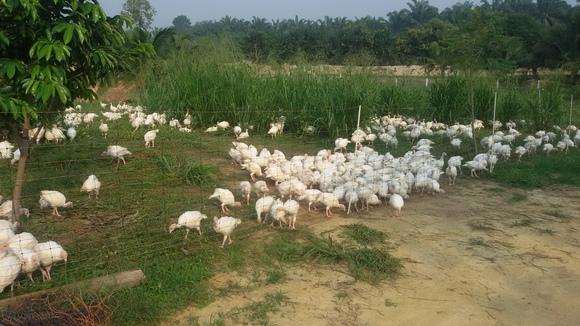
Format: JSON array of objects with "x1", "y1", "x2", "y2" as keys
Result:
[{"x1": 158, "y1": 0, "x2": 580, "y2": 75}]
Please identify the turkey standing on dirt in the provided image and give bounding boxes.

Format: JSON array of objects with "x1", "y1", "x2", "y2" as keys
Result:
[{"x1": 389, "y1": 194, "x2": 404, "y2": 217}]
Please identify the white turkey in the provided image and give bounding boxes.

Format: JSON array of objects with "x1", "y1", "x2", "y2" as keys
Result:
[
  {"x1": 0, "y1": 141, "x2": 14, "y2": 159},
  {"x1": 0, "y1": 220, "x2": 17, "y2": 245},
  {"x1": 168, "y1": 211, "x2": 208, "y2": 239},
  {"x1": 239, "y1": 181, "x2": 252, "y2": 205},
  {"x1": 253, "y1": 181, "x2": 269, "y2": 198},
  {"x1": 39, "y1": 191, "x2": 73, "y2": 216},
  {"x1": 0, "y1": 255, "x2": 21, "y2": 294},
  {"x1": 298, "y1": 189, "x2": 321, "y2": 212},
  {"x1": 66, "y1": 127, "x2": 77, "y2": 142},
  {"x1": 80, "y1": 175, "x2": 101, "y2": 199},
  {"x1": 33, "y1": 241, "x2": 68, "y2": 281},
  {"x1": 282, "y1": 200, "x2": 300, "y2": 230},
  {"x1": 389, "y1": 194, "x2": 404, "y2": 217},
  {"x1": 12, "y1": 248, "x2": 40, "y2": 282},
  {"x1": 316, "y1": 193, "x2": 346, "y2": 217},
  {"x1": 0, "y1": 200, "x2": 29, "y2": 219},
  {"x1": 8, "y1": 232, "x2": 38, "y2": 252},
  {"x1": 233, "y1": 125, "x2": 242, "y2": 136},
  {"x1": 144, "y1": 129, "x2": 159, "y2": 148},
  {"x1": 334, "y1": 138, "x2": 350, "y2": 152},
  {"x1": 255, "y1": 196, "x2": 275, "y2": 223},
  {"x1": 208, "y1": 188, "x2": 241, "y2": 214},
  {"x1": 213, "y1": 216, "x2": 241, "y2": 248},
  {"x1": 267, "y1": 125, "x2": 279, "y2": 138},
  {"x1": 217, "y1": 121, "x2": 230, "y2": 129},
  {"x1": 99, "y1": 122, "x2": 109, "y2": 138},
  {"x1": 10, "y1": 149, "x2": 20, "y2": 165},
  {"x1": 102, "y1": 145, "x2": 132, "y2": 166},
  {"x1": 237, "y1": 129, "x2": 249, "y2": 140}
]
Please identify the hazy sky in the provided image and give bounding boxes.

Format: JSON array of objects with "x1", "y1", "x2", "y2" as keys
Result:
[{"x1": 100, "y1": 0, "x2": 577, "y2": 27}]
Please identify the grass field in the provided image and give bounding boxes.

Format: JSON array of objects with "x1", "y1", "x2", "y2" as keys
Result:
[
  {"x1": 1, "y1": 99, "x2": 579, "y2": 324},
  {"x1": 0, "y1": 104, "x2": 398, "y2": 324}
]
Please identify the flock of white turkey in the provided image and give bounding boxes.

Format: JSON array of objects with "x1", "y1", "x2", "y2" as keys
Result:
[{"x1": 0, "y1": 101, "x2": 579, "y2": 294}]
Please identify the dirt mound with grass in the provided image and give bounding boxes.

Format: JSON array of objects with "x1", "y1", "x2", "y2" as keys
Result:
[{"x1": 166, "y1": 180, "x2": 580, "y2": 326}]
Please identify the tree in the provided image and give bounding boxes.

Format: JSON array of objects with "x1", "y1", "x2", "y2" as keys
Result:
[
  {"x1": 440, "y1": 10, "x2": 520, "y2": 150},
  {"x1": 396, "y1": 19, "x2": 454, "y2": 66},
  {"x1": 173, "y1": 15, "x2": 192, "y2": 33},
  {"x1": 407, "y1": 0, "x2": 439, "y2": 25},
  {"x1": 0, "y1": 0, "x2": 154, "y2": 222},
  {"x1": 122, "y1": 0, "x2": 156, "y2": 31}
]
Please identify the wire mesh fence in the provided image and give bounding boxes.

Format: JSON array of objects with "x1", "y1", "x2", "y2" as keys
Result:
[{"x1": 0, "y1": 74, "x2": 579, "y2": 307}]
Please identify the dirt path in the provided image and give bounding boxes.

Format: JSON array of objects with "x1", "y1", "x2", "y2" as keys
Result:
[{"x1": 166, "y1": 180, "x2": 580, "y2": 326}]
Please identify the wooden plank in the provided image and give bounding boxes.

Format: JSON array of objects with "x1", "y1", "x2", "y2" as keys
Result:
[{"x1": 0, "y1": 269, "x2": 145, "y2": 310}]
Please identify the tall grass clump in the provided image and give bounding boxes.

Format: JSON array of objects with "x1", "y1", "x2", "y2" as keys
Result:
[
  {"x1": 498, "y1": 81, "x2": 526, "y2": 123},
  {"x1": 428, "y1": 76, "x2": 468, "y2": 122},
  {"x1": 528, "y1": 84, "x2": 565, "y2": 130},
  {"x1": 139, "y1": 40, "x2": 394, "y2": 137}
]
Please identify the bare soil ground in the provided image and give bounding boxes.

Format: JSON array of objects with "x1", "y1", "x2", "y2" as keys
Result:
[{"x1": 165, "y1": 180, "x2": 580, "y2": 326}]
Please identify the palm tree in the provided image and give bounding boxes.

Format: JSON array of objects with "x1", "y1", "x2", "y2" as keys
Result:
[
  {"x1": 407, "y1": 0, "x2": 439, "y2": 25},
  {"x1": 387, "y1": 10, "x2": 412, "y2": 33}
]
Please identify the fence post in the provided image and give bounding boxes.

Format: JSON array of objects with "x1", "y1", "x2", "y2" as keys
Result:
[
  {"x1": 570, "y1": 95, "x2": 574, "y2": 126},
  {"x1": 492, "y1": 81, "x2": 498, "y2": 135},
  {"x1": 357, "y1": 105, "x2": 362, "y2": 130}
]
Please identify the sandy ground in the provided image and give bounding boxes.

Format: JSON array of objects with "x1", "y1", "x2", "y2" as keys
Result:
[{"x1": 165, "y1": 180, "x2": 580, "y2": 326}]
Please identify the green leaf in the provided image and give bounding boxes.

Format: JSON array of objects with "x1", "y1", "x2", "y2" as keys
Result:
[
  {"x1": 45, "y1": 44, "x2": 53, "y2": 60},
  {"x1": 6, "y1": 62, "x2": 15, "y2": 79},
  {"x1": 55, "y1": 85, "x2": 69, "y2": 104},
  {"x1": 0, "y1": 30, "x2": 9, "y2": 48},
  {"x1": 52, "y1": 23, "x2": 67, "y2": 33},
  {"x1": 64, "y1": 26, "x2": 73, "y2": 44},
  {"x1": 54, "y1": 47, "x2": 64, "y2": 61},
  {"x1": 37, "y1": 44, "x2": 49, "y2": 60},
  {"x1": 75, "y1": 26, "x2": 85, "y2": 43}
]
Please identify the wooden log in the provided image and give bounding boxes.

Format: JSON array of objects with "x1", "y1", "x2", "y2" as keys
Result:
[{"x1": 0, "y1": 269, "x2": 145, "y2": 310}]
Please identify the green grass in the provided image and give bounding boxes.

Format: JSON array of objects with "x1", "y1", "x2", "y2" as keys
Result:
[
  {"x1": 0, "y1": 103, "x2": 304, "y2": 324},
  {"x1": 265, "y1": 268, "x2": 286, "y2": 284},
  {"x1": 1, "y1": 85, "x2": 579, "y2": 323},
  {"x1": 265, "y1": 232, "x2": 400, "y2": 284},
  {"x1": 226, "y1": 292, "x2": 289, "y2": 326},
  {"x1": 492, "y1": 150, "x2": 580, "y2": 188},
  {"x1": 342, "y1": 224, "x2": 386, "y2": 246}
]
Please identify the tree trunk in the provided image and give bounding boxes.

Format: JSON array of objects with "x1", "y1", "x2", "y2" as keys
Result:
[{"x1": 11, "y1": 117, "x2": 30, "y2": 223}]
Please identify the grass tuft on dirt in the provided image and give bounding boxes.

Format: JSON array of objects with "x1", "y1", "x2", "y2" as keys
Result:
[
  {"x1": 342, "y1": 224, "x2": 386, "y2": 245},
  {"x1": 265, "y1": 231, "x2": 400, "y2": 284},
  {"x1": 227, "y1": 291, "x2": 290, "y2": 326}
]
